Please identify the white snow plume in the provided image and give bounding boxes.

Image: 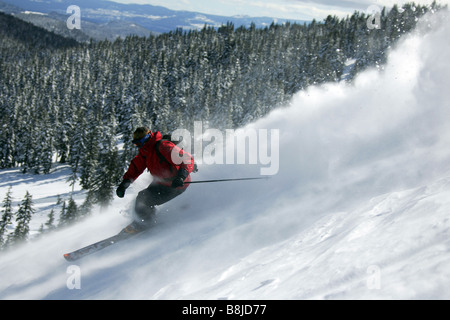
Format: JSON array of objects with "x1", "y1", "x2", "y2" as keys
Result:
[{"x1": 1, "y1": 10, "x2": 450, "y2": 299}]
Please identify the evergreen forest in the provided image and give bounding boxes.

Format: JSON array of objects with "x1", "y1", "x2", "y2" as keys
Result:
[{"x1": 0, "y1": 2, "x2": 443, "y2": 214}]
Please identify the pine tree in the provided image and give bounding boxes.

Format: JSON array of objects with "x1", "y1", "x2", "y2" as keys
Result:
[
  {"x1": 0, "y1": 186, "x2": 13, "y2": 248},
  {"x1": 10, "y1": 191, "x2": 34, "y2": 245},
  {"x1": 65, "y1": 197, "x2": 78, "y2": 224},
  {"x1": 90, "y1": 118, "x2": 122, "y2": 206},
  {"x1": 79, "y1": 125, "x2": 99, "y2": 190},
  {"x1": 58, "y1": 200, "x2": 67, "y2": 227},
  {"x1": 44, "y1": 209, "x2": 56, "y2": 231},
  {"x1": 78, "y1": 189, "x2": 95, "y2": 217},
  {"x1": 67, "y1": 106, "x2": 87, "y2": 190},
  {"x1": 91, "y1": 146, "x2": 121, "y2": 207}
]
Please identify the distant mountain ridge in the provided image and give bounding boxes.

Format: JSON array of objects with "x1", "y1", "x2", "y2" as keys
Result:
[
  {"x1": 0, "y1": 0, "x2": 308, "y2": 41},
  {"x1": 0, "y1": 10, "x2": 79, "y2": 49}
]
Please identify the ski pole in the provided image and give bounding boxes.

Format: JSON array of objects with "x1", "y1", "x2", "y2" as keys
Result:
[{"x1": 185, "y1": 177, "x2": 269, "y2": 184}]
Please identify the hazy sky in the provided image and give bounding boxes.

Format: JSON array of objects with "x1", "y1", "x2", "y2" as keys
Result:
[{"x1": 108, "y1": 0, "x2": 448, "y2": 20}]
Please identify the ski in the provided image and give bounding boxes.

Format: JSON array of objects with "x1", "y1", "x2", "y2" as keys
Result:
[{"x1": 63, "y1": 223, "x2": 148, "y2": 262}]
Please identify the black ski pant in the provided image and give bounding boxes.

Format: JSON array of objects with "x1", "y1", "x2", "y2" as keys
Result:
[{"x1": 134, "y1": 182, "x2": 186, "y2": 225}]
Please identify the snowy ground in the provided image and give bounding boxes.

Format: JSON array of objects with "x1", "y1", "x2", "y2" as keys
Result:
[{"x1": 1, "y1": 11, "x2": 450, "y2": 300}]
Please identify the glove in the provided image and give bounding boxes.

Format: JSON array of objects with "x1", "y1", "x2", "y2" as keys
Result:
[
  {"x1": 171, "y1": 169, "x2": 189, "y2": 188},
  {"x1": 116, "y1": 179, "x2": 131, "y2": 198},
  {"x1": 171, "y1": 176, "x2": 185, "y2": 188}
]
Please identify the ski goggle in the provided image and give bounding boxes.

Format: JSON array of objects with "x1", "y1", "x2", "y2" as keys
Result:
[{"x1": 132, "y1": 132, "x2": 151, "y2": 148}]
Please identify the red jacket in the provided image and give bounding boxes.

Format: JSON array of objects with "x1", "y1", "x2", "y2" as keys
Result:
[{"x1": 123, "y1": 131, "x2": 194, "y2": 188}]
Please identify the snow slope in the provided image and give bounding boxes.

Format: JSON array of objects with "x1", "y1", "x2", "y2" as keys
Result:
[{"x1": 1, "y1": 10, "x2": 450, "y2": 300}]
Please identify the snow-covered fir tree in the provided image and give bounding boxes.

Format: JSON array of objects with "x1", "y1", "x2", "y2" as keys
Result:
[
  {"x1": 0, "y1": 187, "x2": 14, "y2": 248},
  {"x1": 8, "y1": 191, "x2": 34, "y2": 246}
]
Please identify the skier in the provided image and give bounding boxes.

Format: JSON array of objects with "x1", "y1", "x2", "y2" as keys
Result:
[{"x1": 116, "y1": 127, "x2": 195, "y2": 231}]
